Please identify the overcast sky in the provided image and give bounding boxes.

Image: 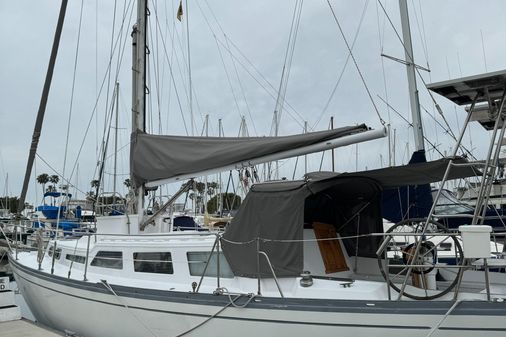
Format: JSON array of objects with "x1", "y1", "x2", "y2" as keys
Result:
[{"x1": 1, "y1": 0, "x2": 506, "y2": 205}]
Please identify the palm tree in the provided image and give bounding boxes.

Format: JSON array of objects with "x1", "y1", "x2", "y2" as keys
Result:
[
  {"x1": 90, "y1": 179, "x2": 100, "y2": 189},
  {"x1": 36, "y1": 173, "x2": 49, "y2": 193},
  {"x1": 49, "y1": 175, "x2": 59, "y2": 191}
]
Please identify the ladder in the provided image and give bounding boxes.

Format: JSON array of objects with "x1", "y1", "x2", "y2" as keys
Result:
[{"x1": 397, "y1": 70, "x2": 506, "y2": 299}]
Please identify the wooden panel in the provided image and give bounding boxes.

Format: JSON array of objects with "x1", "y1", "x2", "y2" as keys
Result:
[{"x1": 312, "y1": 222, "x2": 349, "y2": 274}]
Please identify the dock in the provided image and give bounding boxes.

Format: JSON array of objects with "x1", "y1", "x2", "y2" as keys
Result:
[
  {"x1": 1, "y1": 277, "x2": 64, "y2": 336},
  {"x1": 0, "y1": 319, "x2": 64, "y2": 337}
]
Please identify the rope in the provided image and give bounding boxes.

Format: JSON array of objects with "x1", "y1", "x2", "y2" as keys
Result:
[
  {"x1": 175, "y1": 291, "x2": 255, "y2": 337},
  {"x1": 219, "y1": 233, "x2": 375, "y2": 246},
  {"x1": 100, "y1": 280, "x2": 159, "y2": 337},
  {"x1": 425, "y1": 300, "x2": 461, "y2": 337},
  {"x1": 36, "y1": 228, "x2": 45, "y2": 266},
  {"x1": 326, "y1": 0, "x2": 386, "y2": 126}
]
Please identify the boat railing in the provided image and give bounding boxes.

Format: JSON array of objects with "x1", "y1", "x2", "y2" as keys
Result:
[{"x1": 4, "y1": 220, "x2": 506, "y2": 301}]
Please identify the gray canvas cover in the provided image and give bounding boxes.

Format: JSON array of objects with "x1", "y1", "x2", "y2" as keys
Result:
[
  {"x1": 222, "y1": 157, "x2": 478, "y2": 278},
  {"x1": 305, "y1": 156, "x2": 478, "y2": 188},
  {"x1": 130, "y1": 124, "x2": 369, "y2": 187},
  {"x1": 222, "y1": 180, "x2": 310, "y2": 278},
  {"x1": 221, "y1": 177, "x2": 382, "y2": 278}
]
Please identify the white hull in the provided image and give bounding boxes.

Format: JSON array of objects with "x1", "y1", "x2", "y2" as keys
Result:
[{"x1": 10, "y1": 257, "x2": 506, "y2": 337}]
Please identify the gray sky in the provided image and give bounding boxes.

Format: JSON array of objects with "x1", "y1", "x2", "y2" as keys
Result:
[{"x1": 1, "y1": 0, "x2": 506, "y2": 205}]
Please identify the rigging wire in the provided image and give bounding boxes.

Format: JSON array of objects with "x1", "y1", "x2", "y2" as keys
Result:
[
  {"x1": 67, "y1": 0, "x2": 135, "y2": 184},
  {"x1": 272, "y1": 0, "x2": 304, "y2": 136},
  {"x1": 153, "y1": 6, "x2": 163, "y2": 134},
  {"x1": 95, "y1": 0, "x2": 99, "y2": 160},
  {"x1": 377, "y1": 0, "x2": 392, "y2": 125},
  {"x1": 225, "y1": 36, "x2": 258, "y2": 136},
  {"x1": 410, "y1": 0, "x2": 429, "y2": 69},
  {"x1": 62, "y1": 0, "x2": 85, "y2": 183},
  {"x1": 93, "y1": 0, "x2": 133, "y2": 182},
  {"x1": 101, "y1": 0, "x2": 119, "y2": 168},
  {"x1": 202, "y1": 0, "x2": 306, "y2": 128},
  {"x1": 152, "y1": 0, "x2": 205, "y2": 132},
  {"x1": 377, "y1": 95, "x2": 444, "y2": 157},
  {"x1": 199, "y1": 0, "x2": 257, "y2": 134},
  {"x1": 416, "y1": 0, "x2": 430, "y2": 72},
  {"x1": 313, "y1": 0, "x2": 369, "y2": 129},
  {"x1": 162, "y1": 0, "x2": 176, "y2": 134},
  {"x1": 151, "y1": 2, "x2": 189, "y2": 135},
  {"x1": 376, "y1": 0, "x2": 468, "y2": 156},
  {"x1": 213, "y1": 37, "x2": 305, "y2": 129},
  {"x1": 185, "y1": 0, "x2": 194, "y2": 135},
  {"x1": 480, "y1": 30, "x2": 488, "y2": 72},
  {"x1": 326, "y1": 0, "x2": 385, "y2": 126},
  {"x1": 193, "y1": 1, "x2": 244, "y2": 123}
]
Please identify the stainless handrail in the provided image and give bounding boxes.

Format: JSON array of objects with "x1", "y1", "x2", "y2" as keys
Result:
[
  {"x1": 258, "y1": 251, "x2": 284, "y2": 298},
  {"x1": 195, "y1": 235, "x2": 219, "y2": 293}
]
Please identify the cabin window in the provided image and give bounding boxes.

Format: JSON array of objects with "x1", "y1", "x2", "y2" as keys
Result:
[
  {"x1": 187, "y1": 252, "x2": 234, "y2": 278},
  {"x1": 48, "y1": 247, "x2": 61, "y2": 260},
  {"x1": 66, "y1": 254, "x2": 85, "y2": 264},
  {"x1": 91, "y1": 251, "x2": 123, "y2": 269},
  {"x1": 133, "y1": 252, "x2": 173, "y2": 274}
]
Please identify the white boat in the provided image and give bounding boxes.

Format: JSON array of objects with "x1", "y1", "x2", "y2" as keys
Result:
[{"x1": 9, "y1": 1, "x2": 506, "y2": 336}]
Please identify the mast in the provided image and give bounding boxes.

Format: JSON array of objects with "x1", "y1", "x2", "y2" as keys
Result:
[
  {"x1": 218, "y1": 118, "x2": 223, "y2": 215},
  {"x1": 132, "y1": 0, "x2": 147, "y2": 215},
  {"x1": 399, "y1": 0, "x2": 425, "y2": 151},
  {"x1": 204, "y1": 114, "x2": 209, "y2": 214},
  {"x1": 113, "y1": 82, "x2": 119, "y2": 206},
  {"x1": 304, "y1": 121, "x2": 308, "y2": 174},
  {"x1": 18, "y1": 0, "x2": 68, "y2": 213}
]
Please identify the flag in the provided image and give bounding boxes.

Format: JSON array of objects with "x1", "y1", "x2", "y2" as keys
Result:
[{"x1": 177, "y1": 0, "x2": 183, "y2": 22}]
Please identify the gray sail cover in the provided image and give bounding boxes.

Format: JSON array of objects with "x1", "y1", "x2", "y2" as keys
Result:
[{"x1": 130, "y1": 124, "x2": 369, "y2": 187}]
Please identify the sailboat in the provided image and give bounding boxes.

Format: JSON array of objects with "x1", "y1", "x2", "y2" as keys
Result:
[{"x1": 9, "y1": 1, "x2": 506, "y2": 336}]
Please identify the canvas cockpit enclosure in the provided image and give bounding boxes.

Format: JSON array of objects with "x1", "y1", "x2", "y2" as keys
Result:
[
  {"x1": 221, "y1": 156, "x2": 479, "y2": 278},
  {"x1": 221, "y1": 176, "x2": 383, "y2": 278}
]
